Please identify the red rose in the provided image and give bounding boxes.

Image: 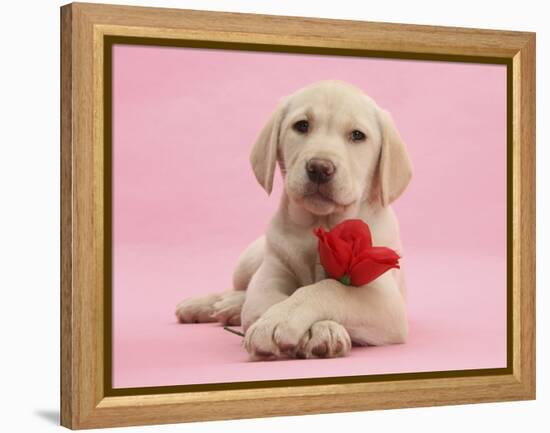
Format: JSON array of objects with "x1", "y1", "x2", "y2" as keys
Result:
[{"x1": 314, "y1": 219, "x2": 400, "y2": 286}]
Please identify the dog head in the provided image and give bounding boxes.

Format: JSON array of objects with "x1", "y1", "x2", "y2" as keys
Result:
[{"x1": 250, "y1": 80, "x2": 412, "y2": 215}]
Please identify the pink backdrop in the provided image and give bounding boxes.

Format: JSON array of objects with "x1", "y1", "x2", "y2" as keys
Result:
[{"x1": 112, "y1": 44, "x2": 507, "y2": 388}]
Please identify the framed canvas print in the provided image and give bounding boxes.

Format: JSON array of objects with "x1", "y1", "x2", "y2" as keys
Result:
[{"x1": 60, "y1": 2, "x2": 536, "y2": 429}]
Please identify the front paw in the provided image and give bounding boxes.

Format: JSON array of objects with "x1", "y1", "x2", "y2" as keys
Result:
[
  {"x1": 296, "y1": 320, "x2": 351, "y2": 359},
  {"x1": 244, "y1": 306, "x2": 307, "y2": 360}
]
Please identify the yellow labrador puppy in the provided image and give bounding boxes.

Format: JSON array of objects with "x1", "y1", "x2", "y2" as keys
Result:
[{"x1": 175, "y1": 80, "x2": 412, "y2": 360}]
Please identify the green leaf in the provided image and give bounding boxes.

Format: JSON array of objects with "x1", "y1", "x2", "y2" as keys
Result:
[{"x1": 339, "y1": 275, "x2": 351, "y2": 285}]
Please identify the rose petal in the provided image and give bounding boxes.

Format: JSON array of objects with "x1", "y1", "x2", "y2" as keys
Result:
[
  {"x1": 352, "y1": 246, "x2": 400, "y2": 267},
  {"x1": 331, "y1": 219, "x2": 373, "y2": 249},
  {"x1": 314, "y1": 220, "x2": 400, "y2": 286},
  {"x1": 314, "y1": 227, "x2": 353, "y2": 279},
  {"x1": 349, "y1": 258, "x2": 400, "y2": 286}
]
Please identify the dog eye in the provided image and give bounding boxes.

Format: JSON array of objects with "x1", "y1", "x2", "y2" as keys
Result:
[
  {"x1": 350, "y1": 130, "x2": 366, "y2": 142},
  {"x1": 293, "y1": 120, "x2": 309, "y2": 134}
]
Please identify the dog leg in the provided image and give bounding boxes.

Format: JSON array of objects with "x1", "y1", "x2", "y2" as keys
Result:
[
  {"x1": 244, "y1": 272, "x2": 407, "y2": 359},
  {"x1": 240, "y1": 256, "x2": 299, "y2": 332}
]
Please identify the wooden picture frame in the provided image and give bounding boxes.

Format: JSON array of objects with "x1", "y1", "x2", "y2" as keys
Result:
[{"x1": 60, "y1": 2, "x2": 535, "y2": 429}]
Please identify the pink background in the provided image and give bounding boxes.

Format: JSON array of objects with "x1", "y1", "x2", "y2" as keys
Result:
[{"x1": 112, "y1": 45, "x2": 507, "y2": 388}]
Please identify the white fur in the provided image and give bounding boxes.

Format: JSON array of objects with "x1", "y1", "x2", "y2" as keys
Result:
[{"x1": 176, "y1": 80, "x2": 412, "y2": 360}]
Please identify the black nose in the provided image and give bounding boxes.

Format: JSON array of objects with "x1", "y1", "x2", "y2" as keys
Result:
[{"x1": 306, "y1": 158, "x2": 335, "y2": 184}]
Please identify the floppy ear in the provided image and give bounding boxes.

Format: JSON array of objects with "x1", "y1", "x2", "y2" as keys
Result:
[
  {"x1": 378, "y1": 110, "x2": 412, "y2": 207},
  {"x1": 249, "y1": 104, "x2": 285, "y2": 194}
]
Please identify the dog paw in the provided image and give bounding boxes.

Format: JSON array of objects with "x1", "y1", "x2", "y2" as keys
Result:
[
  {"x1": 295, "y1": 320, "x2": 351, "y2": 359},
  {"x1": 175, "y1": 293, "x2": 221, "y2": 323},
  {"x1": 244, "y1": 305, "x2": 307, "y2": 360},
  {"x1": 210, "y1": 291, "x2": 246, "y2": 325},
  {"x1": 175, "y1": 291, "x2": 246, "y2": 325}
]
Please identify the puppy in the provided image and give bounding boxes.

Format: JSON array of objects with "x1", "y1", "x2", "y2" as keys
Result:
[{"x1": 176, "y1": 80, "x2": 412, "y2": 360}]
